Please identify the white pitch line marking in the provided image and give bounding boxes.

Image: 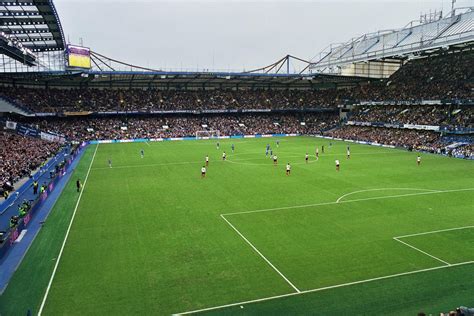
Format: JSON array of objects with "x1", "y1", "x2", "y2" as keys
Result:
[
  {"x1": 92, "y1": 160, "x2": 208, "y2": 170},
  {"x1": 226, "y1": 158, "x2": 318, "y2": 166},
  {"x1": 90, "y1": 150, "x2": 402, "y2": 170},
  {"x1": 222, "y1": 188, "x2": 474, "y2": 217},
  {"x1": 226, "y1": 151, "x2": 402, "y2": 166},
  {"x1": 90, "y1": 157, "x2": 263, "y2": 170},
  {"x1": 336, "y1": 188, "x2": 440, "y2": 203},
  {"x1": 174, "y1": 261, "x2": 474, "y2": 315},
  {"x1": 38, "y1": 144, "x2": 99, "y2": 316},
  {"x1": 393, "y1": 237, "x2": 451, "y2": 265},
  {"x1": 394, "y1": 225, "x2": 474, "y2": 239},
  {"x1": 220, "y1": 214, "x2": 300, "y2": 293}
]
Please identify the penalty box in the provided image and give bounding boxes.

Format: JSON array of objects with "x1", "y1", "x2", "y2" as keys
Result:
[{"x1": 222, "y1": 201, "x2": 474, "y2": 292}]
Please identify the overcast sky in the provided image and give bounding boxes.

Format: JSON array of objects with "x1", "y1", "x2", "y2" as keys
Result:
[{"x1": 54, "y1": 0, "x2": 472, "y2": 72}]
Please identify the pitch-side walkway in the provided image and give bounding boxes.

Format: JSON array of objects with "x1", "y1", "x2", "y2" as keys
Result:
[{"x1": 0, "y1": 147, "x2": 86, "y2": 294}]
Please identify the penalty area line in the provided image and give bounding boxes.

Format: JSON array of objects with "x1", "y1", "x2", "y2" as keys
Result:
[
  {"x1": 335, "y1": 188, "x2": 441, "y2": 203},
  {"x1": 174, "y1": 261, "x2": 474, "y2": 315},
  {"x1": 392, "y1": 237, "x2": 451, "y2": 266},
  {"x1": 394, "y1": 225, "x2": 474, "y2": 239},
  {"x1": 221, "y1": 187, "x2": 474, "y2": 217},
  {"x1": 220, "y1": 214, "x2": 300, "y2": 293},
  {"x1": 392, "y1": 225, "x2": 474, "y2": 266},
  {"x1": 38, "y1": 144, "x2": 99, "y2": 315}
]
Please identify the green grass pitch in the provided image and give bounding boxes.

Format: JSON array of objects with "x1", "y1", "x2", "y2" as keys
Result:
[{"x1": 1, "y1": 136, "x2": 473, "y2": 315}]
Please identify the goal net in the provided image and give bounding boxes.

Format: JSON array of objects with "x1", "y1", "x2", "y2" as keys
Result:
[{"x1": 196, "y1": 130, "x2": 220, "y2": 140}]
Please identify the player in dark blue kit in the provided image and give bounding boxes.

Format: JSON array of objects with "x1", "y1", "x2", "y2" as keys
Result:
[
  {"x1": 140, "y1": 149, "x2": 144, "y2": 158},
  {"x1": 276, "y1": 140, "x2": 280, "y2": 148},
  {"x1": 231, "y1": 144, "x2": 235, "y2": 153},
  {"x1": 266, "y1": 143, "x2": 270, "y2": 156}
]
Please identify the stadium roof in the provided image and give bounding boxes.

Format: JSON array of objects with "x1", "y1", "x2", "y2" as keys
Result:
[
  {"x1": 0, "y1": 70, "x2": 373, "y2": 89},
  {"x1": 310, "y1": 8, "x2": 474, "y2": 72},
  {"x1": 0, "y1": 0, "x2": 65, "y2": 53}
]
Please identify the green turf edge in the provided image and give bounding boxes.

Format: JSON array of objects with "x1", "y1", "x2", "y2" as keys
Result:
[
  {"x1": 0, "y1": 147, "x2": 95, "y2": 316},
  {"x1": 199, "y1": 263, "x2": 474, "y2": 316}
]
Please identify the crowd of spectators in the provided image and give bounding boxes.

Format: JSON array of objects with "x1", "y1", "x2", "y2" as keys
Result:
[
  {"x1": 349, "y1": 105, "x2": 473, "y2": 128},
  {"x1": 0, "y1": 52, "x2": 471, "y2": 113},
  {"x1": 438, "y1": 305, "x2": 474, "y2": 316},
  {"x1": 450, "y1": 144, "x2": 474, "y2": 159},
  {"x1": 0, "y1": 51, "x2": 471, "y2": 189},
  {"x1": 0, "y1": 88, "x2": 350, "y2": 112},
  {"x1": 382, "y1": 52, "x2": 473, "y2": 101},
  {"x1": 0, "y1": 131, "x2": 61, "y2": 191},
  {"x1": 18, "y1": 113, "x2": 339, "y2": 141},
  {"x1": 326, "y1": 126, "x2": 444, "y2": 153}
]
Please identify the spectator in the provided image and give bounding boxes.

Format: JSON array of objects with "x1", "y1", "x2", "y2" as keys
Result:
[{"x1": 0, "y1": 132, "x2": 61, "y2": 190}]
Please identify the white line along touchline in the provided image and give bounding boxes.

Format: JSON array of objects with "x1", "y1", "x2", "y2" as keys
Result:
[
  {"x1": 38, "y1": 144, "x2": 99, "y2": 316},
  {"x1": 392, "y1": 237, "x2": 451, "y2": 266}
]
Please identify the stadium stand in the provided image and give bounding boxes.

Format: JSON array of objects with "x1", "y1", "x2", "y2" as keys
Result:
[
  {"x1": 450, "y1": 144, "x2": 473, "y2": 159},
  {"x1": 0, "y1": 131, "x2": 62, "y2": 193},
  {"x1": 12, "y1": 113, "x2": 339, "y2": 141},
  {"x1": 0, "y1": 88, "x2": 348, "y2": 112},
  {"x1": 0, "y1": 51, "x2": 471, "y2": 163},
  {"x1": 325, "y1": 125, "x2": 444, "y2": 153},
  {"x1": 0, "y1": 51, "x2": 471, "y2": 114},
  {"x1": 349, "y1": 104, "x2": 473, "y2": 128},
  {"x1": 357, "y1": 51, "x2": 473, "y2": 101}
]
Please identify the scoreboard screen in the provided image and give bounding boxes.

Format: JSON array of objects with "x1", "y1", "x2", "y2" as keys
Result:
[{"x1": 67, "y1": 45, "x2": 91, "y2": 69}]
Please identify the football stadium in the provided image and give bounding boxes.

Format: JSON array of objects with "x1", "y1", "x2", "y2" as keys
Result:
[{"x1": 0, "y1": 1, "x2": 473, "y2": 315}]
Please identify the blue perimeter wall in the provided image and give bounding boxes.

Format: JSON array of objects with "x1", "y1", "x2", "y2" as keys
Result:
[
  {"x1": 87, "y1": 133, "x2": 298, "y2": 145},
  {"x1": 0, "y1": 144, "x2": 86, "y2": 293}
]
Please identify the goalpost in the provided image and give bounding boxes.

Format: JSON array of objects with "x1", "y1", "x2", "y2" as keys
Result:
[{"x1": 196, "y1": 130, "x2": 220, "y2": 140}]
